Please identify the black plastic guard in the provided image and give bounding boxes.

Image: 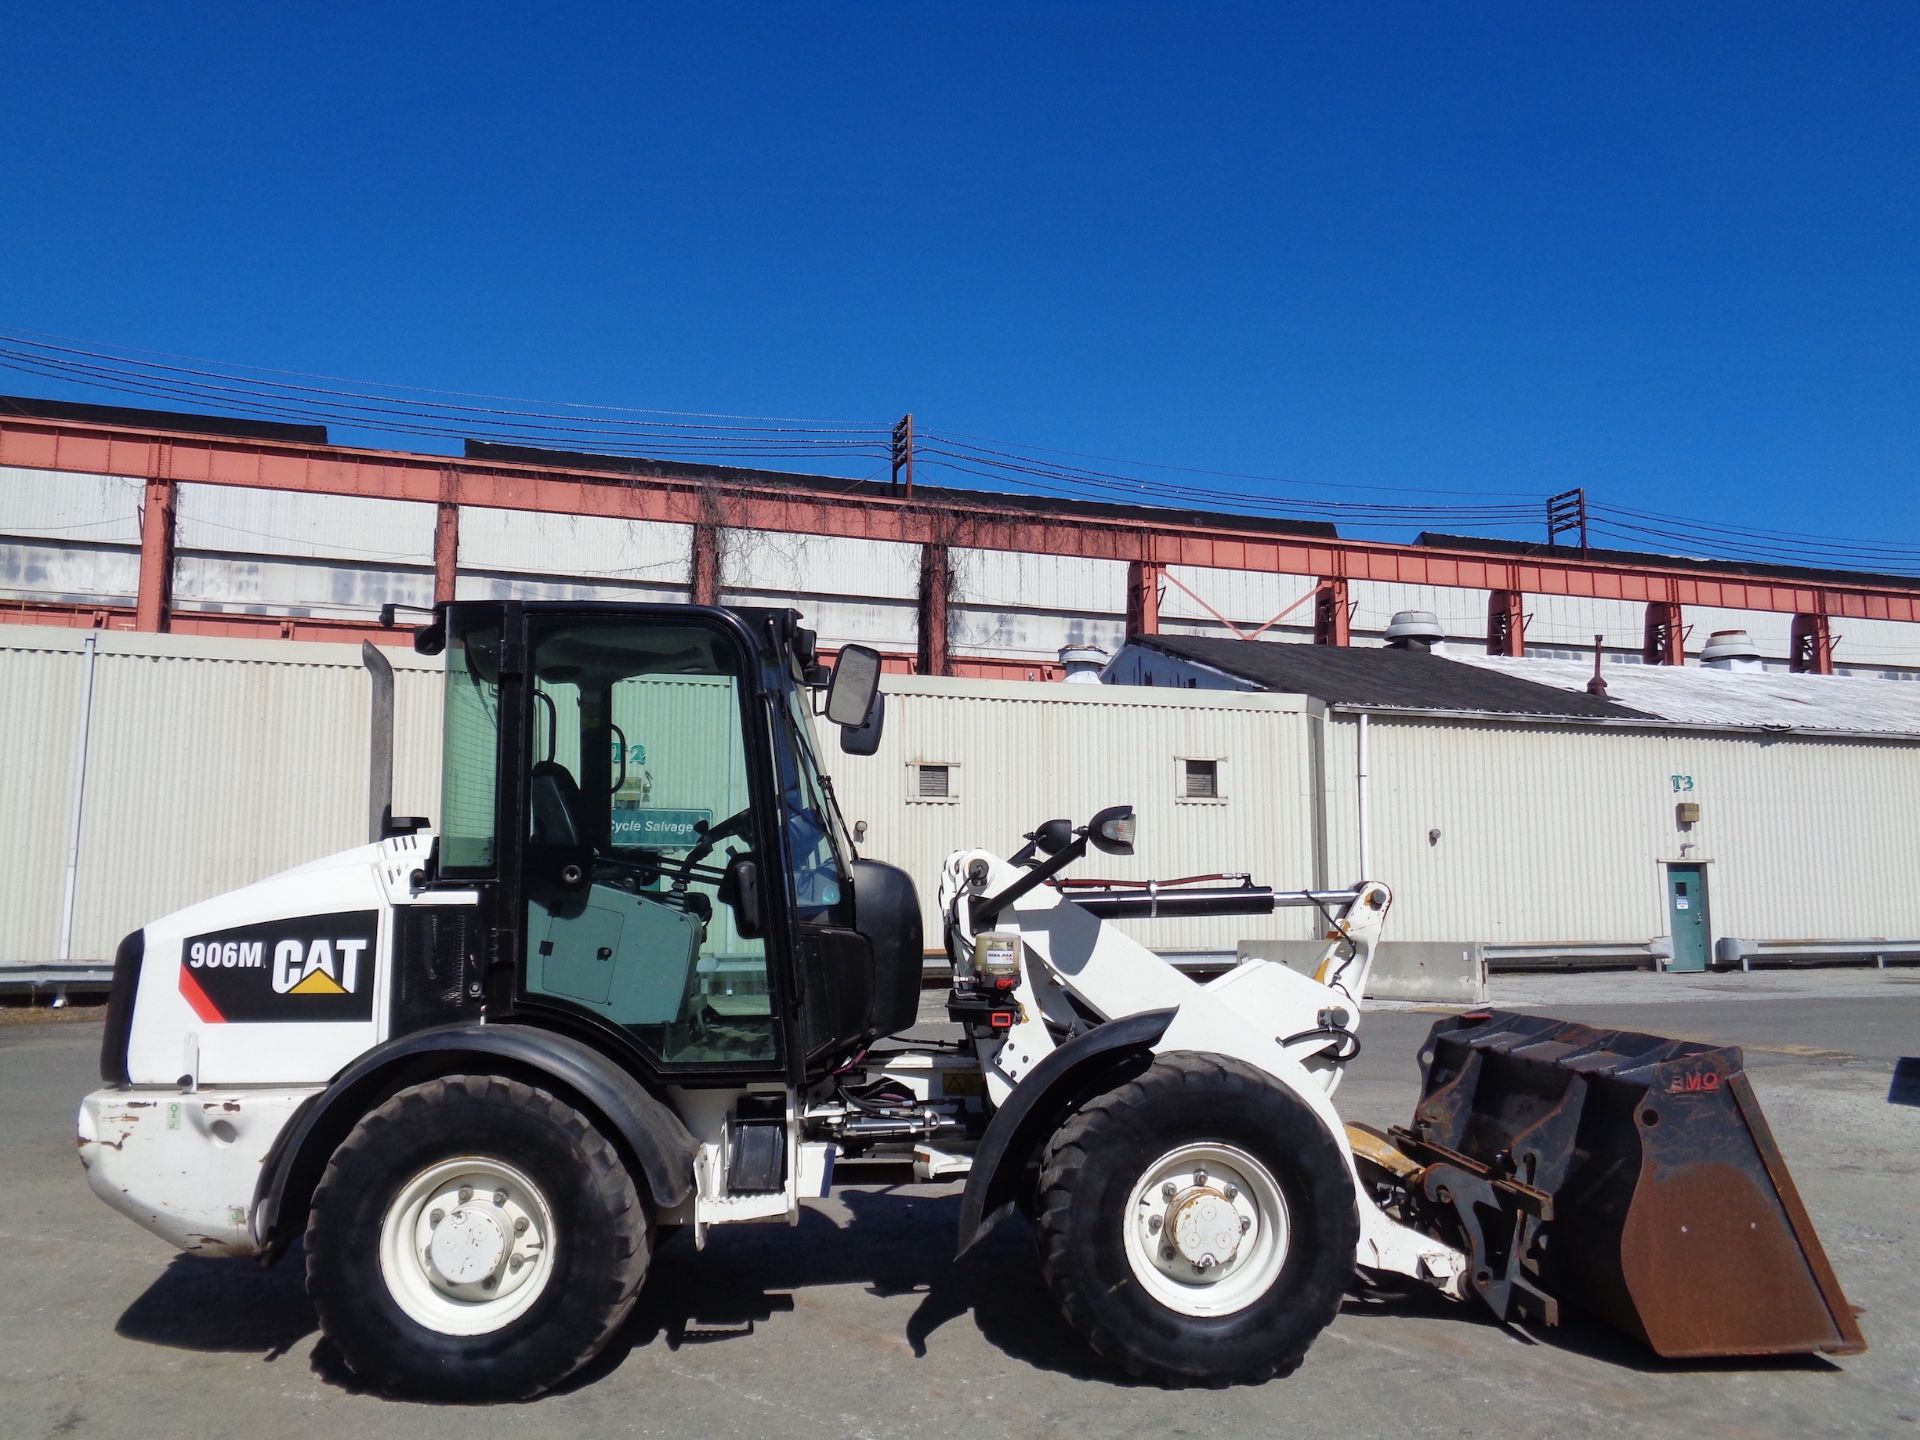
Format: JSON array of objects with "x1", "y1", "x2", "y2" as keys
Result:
[{"x1": 954, "y1": 1008, "x2": 1173, "y2": 1257}]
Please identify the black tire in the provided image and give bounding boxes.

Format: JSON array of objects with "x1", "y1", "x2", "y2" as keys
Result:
[
  {"x1": 305, "y1": 1074, "x2": 650, "y2": 1400},
  {"x1": 1034, "y1": 1052, "x2": 1359, "y2": 1387}
]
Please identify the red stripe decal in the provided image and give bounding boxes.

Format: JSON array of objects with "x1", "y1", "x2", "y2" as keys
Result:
[{"x1": 177, "y1": 965, "x2": 226, "y2": 1023}]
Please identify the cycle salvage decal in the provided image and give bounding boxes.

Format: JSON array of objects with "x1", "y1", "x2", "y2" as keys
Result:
[{"x1": 177, "y1": 911, "x2": 378, "y2": 1023}]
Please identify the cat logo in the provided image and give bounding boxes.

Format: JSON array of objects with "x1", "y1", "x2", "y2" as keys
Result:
[{"x1": 179, "y1": 911, "x2": 378, "y2": 1023}]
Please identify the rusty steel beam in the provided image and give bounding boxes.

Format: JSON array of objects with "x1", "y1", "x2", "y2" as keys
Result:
[
  {"x1": 135, "y1": 476, "x2": 176, "y2": 632},
  {"x1": 1791, "y1": 612, "x2": 1836, "y2": 675},
  {"x1": 690, "y1": 521, "x2": 721, "y2": 607},
  {"x1": 1125, "y1": 560, "x2": 1161, "y2": 637},
  {"x1": 1643, "y1": 600, "x2": 1685, "y2": 666},
  {"x1": 1487, "y1": 588, "x2": 1526, "y2": 657},
  {"x1": 7, "y1": 415, "x2": 1920, "y2": 624},
  {"x1": 433, "y1": 502, "x2": 460, "y2": 605},
  {"x1": 918, "y1": 542, "x2": 951, "y2": 676},
  {"x1": 1313, "y1": 576, "x2": 1351, "y2": 646}
]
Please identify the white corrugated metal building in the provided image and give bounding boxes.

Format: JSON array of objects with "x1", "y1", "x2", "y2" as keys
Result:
[{"x1": 1108, "y1": 629, "x2": 1920, "y2": 968}]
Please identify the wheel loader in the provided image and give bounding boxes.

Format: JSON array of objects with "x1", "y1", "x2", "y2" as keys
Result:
[{"x1": 77, "y1": 600, "x2": 1865, "y2": 1398}]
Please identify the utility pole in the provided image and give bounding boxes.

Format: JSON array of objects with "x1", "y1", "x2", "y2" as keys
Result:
[
  {"x1": 1547, "y1": 488, "x2": 1588, "y2": 553},
  {"x1": 891, "y1": 414, "x2": 914, "y2": 498}
]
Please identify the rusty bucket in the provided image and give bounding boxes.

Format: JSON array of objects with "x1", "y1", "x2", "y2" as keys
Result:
[{"x1": 1391, "y1": 1010, "x2": 1865, "y2": 1358}]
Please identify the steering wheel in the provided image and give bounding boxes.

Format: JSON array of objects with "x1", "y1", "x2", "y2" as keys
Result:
[{"x1": 684, "y1": 807, "x2": 753, "y2": 870}]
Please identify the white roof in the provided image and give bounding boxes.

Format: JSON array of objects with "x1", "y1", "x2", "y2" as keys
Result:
[{"x1": 1455, "y1": 653, "x2": 1920, "y2": 737}]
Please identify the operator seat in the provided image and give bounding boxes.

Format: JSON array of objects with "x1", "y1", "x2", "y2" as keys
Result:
[{"x1": 529, "y1": 760, "x2": 593, "y2": 849}]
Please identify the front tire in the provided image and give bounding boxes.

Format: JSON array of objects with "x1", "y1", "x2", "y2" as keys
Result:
[
  {"x1": 305, "y1": 1074, "x2": 650, "y2": 1400},
  {"x1": 1035, "y1": 1052, "x2": 1359, "y2": 1386}
]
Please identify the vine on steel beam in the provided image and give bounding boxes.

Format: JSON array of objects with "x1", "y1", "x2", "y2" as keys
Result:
[
  {"x1": 1790, "y1": 613, "x2": 1835, "y2": 675},
  {"x1": 135, "y1": 477, "x2": 176, "y2": 632},
  {"x1": 1125, "y1": 560, "x2": 1161, "y2": 637},
  {"x1": 433, "y1": 502, "x2": 460, "y2": 605},
  {"x1": 1487, "y1": 589, "x2": 1526, "y2": 656},
  {"x1": 1313, "y1": 576, "x2": 1351, "y2": 646},
  {"x1": 918, "y1": 541, "x2": 951, "y2": 675},
  {"x1": 691, "y1": 522, "x2": 721, "y2": 606},
  {"x1": 1642, "y1": 600, "x2": 1684, "y2": 665}
]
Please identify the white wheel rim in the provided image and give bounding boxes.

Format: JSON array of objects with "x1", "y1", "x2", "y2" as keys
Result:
[
  {"x1": 1120, "y1": 1142, "x2": 1290, "y2": 1318},
  {"x1": 378, "y1": 1157, "x2": 558, "y2": 1336}
]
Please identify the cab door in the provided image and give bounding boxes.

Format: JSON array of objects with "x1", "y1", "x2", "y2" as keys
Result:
[{"x1": 510, "y1": 612, "x2": 787, "y2": 1076}]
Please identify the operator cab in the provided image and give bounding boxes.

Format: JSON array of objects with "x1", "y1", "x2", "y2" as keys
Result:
[{"x1": 415, "y1": 601, "x2": 921, "y2": 1085}]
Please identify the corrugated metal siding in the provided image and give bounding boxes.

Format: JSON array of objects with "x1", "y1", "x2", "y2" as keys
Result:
[
  {"x1": 826, "y1": 678, "x2": 1326, "y2": 953},
  {"x1": 955, "y1": 549, "x2": 1125, "y2": 613},
  {"x1": 1161, "y1": 566, "x2": 1317, "y2": 628},
  {"x1": 0, "y1": 643, "x2": 84, "y2": 964},
  {"x1": 0, "y1": 540, "x2": 140, "y2": 605},
  {"x1": 1349, "y1": 581, "x2": 1490, "y2": 639},
  {"x1": 172, "y1": 553, "x2": 435, "y2": 618},
  {"x1": 460, "y1": 506, "x2": 691, "y2": 584},
  {"x1": 1352, "y1": 715, "x2": 1920, "y2": 944},
  {"x1": 175, "y1": 484, "x2": 435, "y2": 562},
  {"x1": 0, "y1": 465, "x2": 144, "y2": 544},
  {"x1": 730, "y1": 532, "x2": 918, "y2": 598}
]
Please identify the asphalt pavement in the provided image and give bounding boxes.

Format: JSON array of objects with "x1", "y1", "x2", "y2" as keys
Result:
[{"x1": 1, "y1": 969, "x2": 1915, "y2": 1440}]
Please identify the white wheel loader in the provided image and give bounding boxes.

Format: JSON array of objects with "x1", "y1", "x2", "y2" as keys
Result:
[{"x1": 77, "y1": 601, "x2": 1865, "y2": 1399}]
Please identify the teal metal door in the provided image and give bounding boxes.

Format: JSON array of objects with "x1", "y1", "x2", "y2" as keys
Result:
[{"x1": 1665, "y1": 864, "x2": 1711, "y2": 973}]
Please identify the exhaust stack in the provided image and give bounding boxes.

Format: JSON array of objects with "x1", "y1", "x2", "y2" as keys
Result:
[{"x1": 361, "y1": 641, "x2": 394, "y2": 843}]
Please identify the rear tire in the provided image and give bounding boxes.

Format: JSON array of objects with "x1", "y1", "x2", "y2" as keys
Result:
[
  {"x1": 1035, "y1": 1052, "x2": 1358, "y2": 1386},
  {"x1": 305, "y1": 1074, "x2": 650, "y2": 1400}
]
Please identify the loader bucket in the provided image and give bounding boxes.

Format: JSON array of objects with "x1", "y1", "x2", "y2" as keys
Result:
[{"x1": 1391, "y1": 1010, "x2": 1865, "y2": 1359}]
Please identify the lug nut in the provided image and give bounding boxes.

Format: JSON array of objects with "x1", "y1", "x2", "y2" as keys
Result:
[
  {"x1": 513, "y1": 1216, "x2": 529, "y2": 1235},
  {"x1": 492, "y1": 1189, "x2": 508, "y2": 1206},
  {"x1": 482, "y1": 1275, "x2": 497, "y2": 1290},
  {"x1": 458, "y1": 1185, "x2": 473, "y2": 1203},
  {"x1": 1195, "y1": 1255, "x2": 1215, "y2": 1271},
  {"x1": 1147, "y1": 1215, "x2": 1163, "y2": 1234},
  {"x1": 1193, "y1": 1168, "x2": 1207, "y2": 1185},
  {"x1": 1223, "y1": 1184, "x2": 1238, "y2": 1201},
  {"x1": 1161, "y1": 1245, "x2": 1176, "y2": 1261},
  {"x1": 1240, "y1": 1216, "x2": 1252, "y2": 1233},
  {"x1": 509, "y1": 1254, "x2": 525, "y2": 1272},
  {"x1": 1161, "y1": 1182, "x2": 1177, "y2": 1200},
  {"x1": 429, "y1": 1208, "x2": 445, "y2": 1227}
]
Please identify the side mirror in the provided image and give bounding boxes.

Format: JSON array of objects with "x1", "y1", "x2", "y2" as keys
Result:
[
  {"x1": 718, "y1": 854, "x2": 764, "y2": 939},
  {"x1": 1086, "y1": 804, "x2": 1136, "y2": 856},
  {"x1": 839, "y1": 691, "x2": 885, "y2": 756},
  {"x1": 1030, "y1": 818, "x2": 1075, "y2": 856},
  {"x1": 824, "y1": 644, "x2": 882, "y2": 728}
]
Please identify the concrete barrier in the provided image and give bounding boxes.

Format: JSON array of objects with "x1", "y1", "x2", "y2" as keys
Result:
[{"x1": 1233, "y1": 938, "x2": 1488, "y2": 1005}]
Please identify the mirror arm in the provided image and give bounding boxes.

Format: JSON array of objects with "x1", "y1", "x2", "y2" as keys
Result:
[{"x1": 973, "y1": 833, "x2": 1089, "y2": 931}]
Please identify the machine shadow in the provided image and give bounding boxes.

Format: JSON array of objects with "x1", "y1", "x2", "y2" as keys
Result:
[
  {"x1": 1337, "y1": 1284, "x2": 1841, "y2": 1376},
  {"x1": 115, "y1": 1247, "x2": 317, "y2": 1360},
  {"x1": 570, "y1": 1182, "x2": 1122, "y2": 1390}
]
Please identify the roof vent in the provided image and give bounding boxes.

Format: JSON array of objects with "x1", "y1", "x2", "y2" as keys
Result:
[
  {"x1": 1057, "y1": 644, "x2": 1109, "y2": 683},
  {"x1": 1384, "y1": 610, "x2": 1444, "y2": 651},
  {"x1": 1700, "y1": 629, "x2": 1764, "y2": 672}
]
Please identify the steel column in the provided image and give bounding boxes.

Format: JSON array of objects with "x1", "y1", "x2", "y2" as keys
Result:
[
  {"x1": 134, "y1": 477, "x2": 176, "y2": 632},
  {"x1": 1314, "y1": 576, "x2": 1351, "y2": 646},
  {"x1": 918, "y1": 542, "x2": 951, "y2": 676},
  {"x1": 1791, "y1": 613, "x2": 1835, "y2": 675},
  {"x1": 691, "y1": 522, "x2": 721, "y2": 606},
  {"x1": 1643, "y1": 600, "x2": 1685, "y2": 666},
  {"x1": 1487, "y1": 589, "x2": 1526, "y2": 656},
  {"x1": 1126, "y1": 560, "x2": 1162, "y2": 637},
  {"x1": 433, "y1": 502, "x2": 460, "y2": 605}
]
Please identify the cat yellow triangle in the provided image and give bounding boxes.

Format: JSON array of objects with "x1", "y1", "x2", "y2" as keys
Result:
[{"x1": 289, "y1": 969, "x2": 347, "y2": 996}]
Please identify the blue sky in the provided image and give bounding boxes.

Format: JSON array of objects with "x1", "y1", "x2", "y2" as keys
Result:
[{"x1": 2, "y1": 4, "x2": 1915, "y2": 559}]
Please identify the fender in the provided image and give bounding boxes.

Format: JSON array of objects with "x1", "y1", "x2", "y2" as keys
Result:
[
  {"x1": 254, "y1": 1022, "x2": 698, "y2": 1257},
  {"x1": 955, "y1": 1008, "x2": 1174, "y2": 1257}
]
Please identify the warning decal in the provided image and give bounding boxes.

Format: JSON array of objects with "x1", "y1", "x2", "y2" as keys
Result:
[{"x1": 177, "y1": 911, "x2": 378, "y2": 1023}]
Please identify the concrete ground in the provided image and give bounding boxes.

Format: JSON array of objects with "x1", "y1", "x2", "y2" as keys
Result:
[{"x1": 2, "y1": 969, "x2": 1915, "y2": 1439}]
